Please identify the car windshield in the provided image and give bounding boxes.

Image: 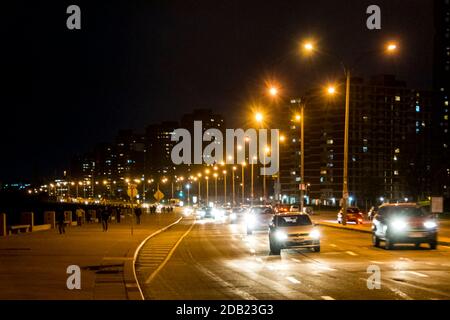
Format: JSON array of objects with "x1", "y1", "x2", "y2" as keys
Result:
[
  {"x1": 276, "y1": 215, "x2": 312, "y2": 227},
  {"x1": 252, "y1": 207, "x2": 273, "y2": 215},
  {"x1": 381, "y1": 206, "x2": 427, "y2": 217}
]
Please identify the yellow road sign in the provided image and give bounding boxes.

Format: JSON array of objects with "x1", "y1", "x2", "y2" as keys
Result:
[{"x1": 154, "y1": 190, "x2": 164, "y2": 201}]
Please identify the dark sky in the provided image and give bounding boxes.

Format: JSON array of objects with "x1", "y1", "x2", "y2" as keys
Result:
[{"x1": 3, "y1": 0, "x2": 434, "y2": 181}]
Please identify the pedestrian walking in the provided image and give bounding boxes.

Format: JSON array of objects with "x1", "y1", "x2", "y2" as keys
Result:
[
  {"x1": 101, "y1": 206, "x2": 110, "y2": 231},
  {"x1": 56, "y1": 208, "x2": 66, "y2": 234},
  {"x1": 135, "y1": 206, "x2": 142, "y2": 225},
  {"x1": 76, "y1": 207, "x2": 84, "y2": 226}
]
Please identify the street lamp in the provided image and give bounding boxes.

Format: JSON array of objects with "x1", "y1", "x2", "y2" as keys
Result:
[
  {"x1": 263, "y1": 146, "x2": 270, "y2": 203},
  {"x1": 186, "y1": 184, "x2": 191, "y2": 206},
  {"x1": 223, "y1": 170, "x2": 227, "y2": 204},
  {"x1": 213, "y1": 172, "x2": 218, "y2": 204},
  {"x1": 308, "y1": 39, "x2": 399, "y2": 224},
  {"x1": 205, "y1": 176, "x2": 209, "y2": 205},
  {"x1": 241, "y1": 162, "x2": 246, "y2": 205},
  {"x1": 251, "y1": 155, "x2": 257, "y2": 206},
  {"x1": 232, "y1": 166, "x2": 237, "y2": 206}
]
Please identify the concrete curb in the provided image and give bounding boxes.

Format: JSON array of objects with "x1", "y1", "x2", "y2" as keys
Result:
[
  {"x1": 123, "y1": 216, "x2": 183, "y2": 300},
  {"x1": 316, "y1": 221, "x2": 450, "y2": 246}
]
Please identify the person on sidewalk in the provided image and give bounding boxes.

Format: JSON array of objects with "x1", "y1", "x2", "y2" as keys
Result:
[
  {"x1": 135, "y1": 206, "x2": 142, "y2": 225},
  {"x1": 101, "y1": 206, "x2": 110, "y2": 231},
  {"x1": 76, "y1": 207, "x2": 84, "y2": 226},
  {"x1": 56, "y1": 208, "x2": 66, "y2": 234}
]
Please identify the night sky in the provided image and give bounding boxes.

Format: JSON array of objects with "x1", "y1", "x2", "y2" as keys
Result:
[{"x1": 3, "y1": 0, "x2": 434, "y2": 182}]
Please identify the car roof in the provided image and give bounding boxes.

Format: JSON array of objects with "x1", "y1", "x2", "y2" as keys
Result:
[{"x1": 275, "y1": 212, "x2": 310, "y2": 217}]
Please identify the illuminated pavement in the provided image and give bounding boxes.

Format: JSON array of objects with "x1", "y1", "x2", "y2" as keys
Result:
[{"x1": 137, "y1": 217, "x2": 450, "y2": 300}]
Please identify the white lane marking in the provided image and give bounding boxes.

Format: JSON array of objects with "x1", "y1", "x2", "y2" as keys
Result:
[
  {"x1": 313, "y1": 263, "x2": 337, "y2": 271},
  {"x1": 402, "y1": 271, "x2": 429, "y2": 278},
  {"x1": 255, "y1": 257, "x2": 263, "y2": 263},
  {"x1": 400, "y1": 257, "x2": 413, "y2": 262},
  {"x1": 369, "y1": 261, "x2": 385, "y2": 264},
  {"x1": 346, "y1": 251, "x2": 358, "y2": 256},
  {"x1": 330, "y1": 244, "x2": 337, "y2": 248},
  {"x1": 321, "y1": 296, "x2": 335, "y2": 300},
  {"x1": 249, "y1": 248, "x2": 256, "y2": 254},
  {"x1": 291, "y1": 258, "x2": 301, "y2": 263},
  {"x1": 389, "y1": 287, "x2": 413, "y2": 300},
  {"x1": 286, "y1": 276, "x2": 301, "y2": 284},
  {"x1": 145, "y1": 221, "x2": 196, "y2": 284}
]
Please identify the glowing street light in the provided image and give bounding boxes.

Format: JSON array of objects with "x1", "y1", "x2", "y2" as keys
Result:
[
  {"x1": 255, "y1": 112, "x2": 263, "y2": 123},
  {"x1": 327, "y1": 86, "x2": 336, "y2": 95}
]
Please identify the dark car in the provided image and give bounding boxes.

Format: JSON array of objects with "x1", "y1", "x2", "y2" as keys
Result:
[
  {"x1": 337, "y1": 207, "x2": 364, "y2": 224},
  {"x1": 372, "y1": 203, "x2": 438, "y2": 250},
  {"x1": 245, "y1": 206, "x2": 274, "y2": 235}
]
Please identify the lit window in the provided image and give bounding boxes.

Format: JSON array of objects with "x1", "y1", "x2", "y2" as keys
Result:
[
  {"x1": 416, "y1": 105, "x2": 420, "y2": 112},
  {"x1": 363, "y1": 146, "x2": 368, "y2": 153},
  {"x1": 394, "y1": 170, "x2": 399, "y2": 176},
  {"x1": 395, "y1": 148, "x2": 400, "y2": 154},
  {"x1": 320, "y1": 177, "x2": 325, "y2": 183},
  {"x1": 327, "y1": 139, "x2": 334, "y2": 145},
  {"x1": 320, "y1": 170, "x2": 327, "y2": 175},
  {"x1": 395, "y1": 96, "x2": 401, "y2": 101},
  {"x1": 445, "y1": 115, "x2": 449, "y2": 121},
  {"x1": 394, "y1": 156, "x2": 398, "y2": 161}
]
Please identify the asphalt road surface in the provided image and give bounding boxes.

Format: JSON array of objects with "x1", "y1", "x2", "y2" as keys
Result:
[{"x1": 136, "y1": 217, "x2": 450, "y2": 300}]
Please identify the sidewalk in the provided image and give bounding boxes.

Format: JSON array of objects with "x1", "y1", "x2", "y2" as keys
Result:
[
  {"x1": 0, "y1": 212, "x2": 181, "y2": 300},
  {"x1": 315, "y1": 220, "x2": 450, "y2": 246}
]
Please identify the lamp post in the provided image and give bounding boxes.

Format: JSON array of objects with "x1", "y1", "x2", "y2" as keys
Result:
[
  {"x1": 213, "y1": 172, "x2": 218, "y2": 204},
  {"x1": 223, "y1": 170, "x2": 227, "y2": 204},
  {"x1": 251, "y1": 156, "x2": 256, "y2": 206},
  {"x1": 232, "y1": 166, "x2": 237, "y2": 206},
  {"x1": 197, "y1": 173, "x2": 202, "y2": 203},
  {"x1": 205, "y1": 176, "x2": 209, "y2": 205},
  {"x1": 186, "y1": 184, "x2": 191, "y2": 206},
  {"x1": 241, "y1": 162, "x2": 246, "y2": 205}
]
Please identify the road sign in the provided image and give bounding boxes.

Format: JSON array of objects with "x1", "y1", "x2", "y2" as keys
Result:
[
  {"x1": 127, "y1": 184, "x2": 138, "y2": 198},
  {"x1": 154, "y1": 190, "x2": 164, "y2": 202},
  {"x1": 431, "y1": 197, "x2": 443, "y2": 213}
]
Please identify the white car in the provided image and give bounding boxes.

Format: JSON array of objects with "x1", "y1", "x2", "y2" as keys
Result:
[{"x1": 269, "y1": 213, "x2": 321, "y2": 254}]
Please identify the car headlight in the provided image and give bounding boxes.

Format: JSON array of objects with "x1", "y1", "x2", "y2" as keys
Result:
[
  {"x1": 390, "y1": 219, "x2": 407, "y2": 231},
  {"x1": 275, "y1": 230, "x2": 288, "y2": 241},
  {"x1": 198, "y1": 210, "x2": 205, "y2": 217},
  {"x1": 424, "y1": 220, "x2": 437, "y2": 229},
  {"x1": 230, "y1": 213, "x2": 237, "y2": 220},
  {"x1": 246, "y1": 214, "x2": 255, "y2": 225},
  {"x1": 309, "y1": 229, "x2": 320, "y2": 239}
]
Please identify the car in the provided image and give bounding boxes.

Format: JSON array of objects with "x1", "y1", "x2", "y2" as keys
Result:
[
  {"x1": 274, "y1": 204, "x2": 290, "y2": 214},
  {"x1": 289, "y1": 204, "x2": 300, "y2": 212},
  {"x1": 245, "y1": 206, "x2": 274, "y2": 235},
  {"x1": 371, "y1": 203, "x2": 438, "y2": 250},
  {"x1": 226, "y1": 207, "x2": 245, "y2": 224},
  {"x1": 337, "y1": 207, "x2": 364, "y2": 224},
  {"x1": 268, "y1": 213, "x2": 321, "y2": 255},
  {"x1": 195, "y1": 207, "x2": 213, "y2": 219}
]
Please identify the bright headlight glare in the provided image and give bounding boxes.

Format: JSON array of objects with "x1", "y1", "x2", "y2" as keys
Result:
[
  {"x1": 424, "y1": 221, "x2": 437, "y2": 229},
  {"x1": 246, "y1": 214, "x2": 255, "y2": 224},
  {"x1": 230, "y1": 213, "x2": 237, "y2": 220},
  {"x1": 309, "y1": 229, "x2": 320, "y2": 239},
  {"x1": 275, "y1": 231, "x2": 288, "y2": 241},
  {"x1": 391, "y1": 219, "x2": 407, "y2": 231},
  {"x1": 198, "y1": 210, "x2": 205, "y2": 217}
]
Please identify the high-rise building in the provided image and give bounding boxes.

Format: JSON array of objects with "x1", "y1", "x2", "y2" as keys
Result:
[
  {"x1": 432, "y1": 0, "x2": 450, "y2": 198},
  {"x1": 280, "y1": 75, "x2": 432, "y2": 208},
  {"x1": 145, "y1": 121, "x2": 179, "y2": 178}
]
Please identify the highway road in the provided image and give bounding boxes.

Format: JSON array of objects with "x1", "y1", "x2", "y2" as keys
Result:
[{"x1": 136, "y1": 216, "x2": 450, "y2": 300}]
